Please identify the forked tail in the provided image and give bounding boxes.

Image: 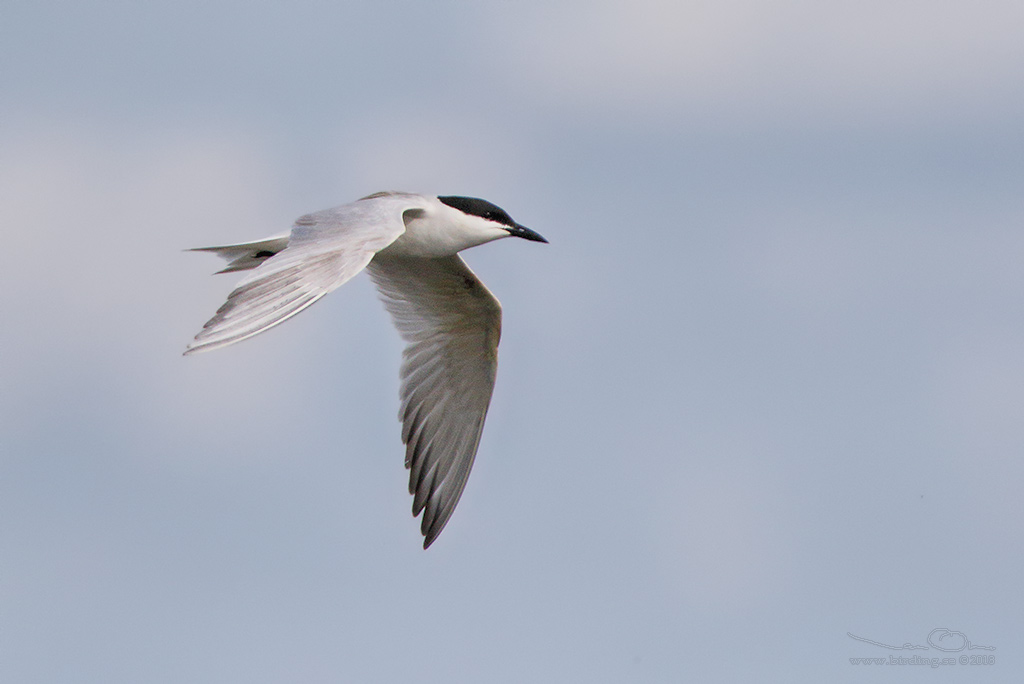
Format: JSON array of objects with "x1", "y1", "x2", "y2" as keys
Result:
[{"x1": 189, "y1": 234, "x2": 290, "y2": 273}]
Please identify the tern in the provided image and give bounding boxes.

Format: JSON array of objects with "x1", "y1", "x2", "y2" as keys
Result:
[{"x1": 185, "y1": 192, "x2": 547, "y2": 548}]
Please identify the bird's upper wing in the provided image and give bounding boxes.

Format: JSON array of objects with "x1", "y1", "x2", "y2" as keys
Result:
[
  {"x1": 186, "y1": 194, "x2": 428, "y2": 354},
  {"x1": 367, "y1": 254, "x2": 502, "y2": 548}
]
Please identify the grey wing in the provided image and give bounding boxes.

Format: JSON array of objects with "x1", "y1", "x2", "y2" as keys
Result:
[
  {"x1": 186, "y1": 196, "x2": 425, "y2": 354},
  {"x1": 367, "y1": 254, "x2": 502, "y2": 548}
]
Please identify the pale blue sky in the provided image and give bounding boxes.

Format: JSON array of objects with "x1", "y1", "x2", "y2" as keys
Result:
[{"x1": 2, "y1": 1, "x2": 1022, "y2": 682}]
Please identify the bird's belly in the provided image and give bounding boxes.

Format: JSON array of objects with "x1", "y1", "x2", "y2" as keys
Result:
[{"x1": 377, "y1": 231, "x2": 457, "y2": 258}]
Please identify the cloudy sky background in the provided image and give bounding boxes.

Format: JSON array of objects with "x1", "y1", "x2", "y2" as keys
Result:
[{"x1": 2, "y1": 1, "x2": 1022, "y2": 681}]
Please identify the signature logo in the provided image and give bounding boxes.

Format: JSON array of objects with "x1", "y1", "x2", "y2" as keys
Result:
[{"x1": 848, "y1": 628, "x2": 995, "y2": 653}]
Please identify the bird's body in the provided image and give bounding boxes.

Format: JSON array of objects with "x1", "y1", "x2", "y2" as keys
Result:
[{"x1": 186, "y1": 192, "x2": 546, "y2": 548}]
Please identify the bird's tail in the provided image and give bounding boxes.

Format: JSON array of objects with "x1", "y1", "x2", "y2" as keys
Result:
[{"x1": 188, "y1": 233, "x2": 291, "y2": 273}]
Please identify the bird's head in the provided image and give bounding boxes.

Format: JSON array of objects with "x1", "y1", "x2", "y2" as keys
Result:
[{"x1": 437, "y1": 196, "x2": 548, "y2": 244}]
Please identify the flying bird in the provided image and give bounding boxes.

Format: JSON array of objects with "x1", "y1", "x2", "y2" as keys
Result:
[{"x1": 185, "y1": 192, "x2": 547, "y2": 548}]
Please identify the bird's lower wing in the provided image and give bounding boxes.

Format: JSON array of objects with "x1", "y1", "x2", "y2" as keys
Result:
[{"x1": 367, "y1": 254, "x2": 502, "y2": 548}]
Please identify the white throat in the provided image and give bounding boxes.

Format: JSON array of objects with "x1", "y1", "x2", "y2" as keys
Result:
[{"x1": 377, "y1": 199, "x2": 508, "y2": 258}]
